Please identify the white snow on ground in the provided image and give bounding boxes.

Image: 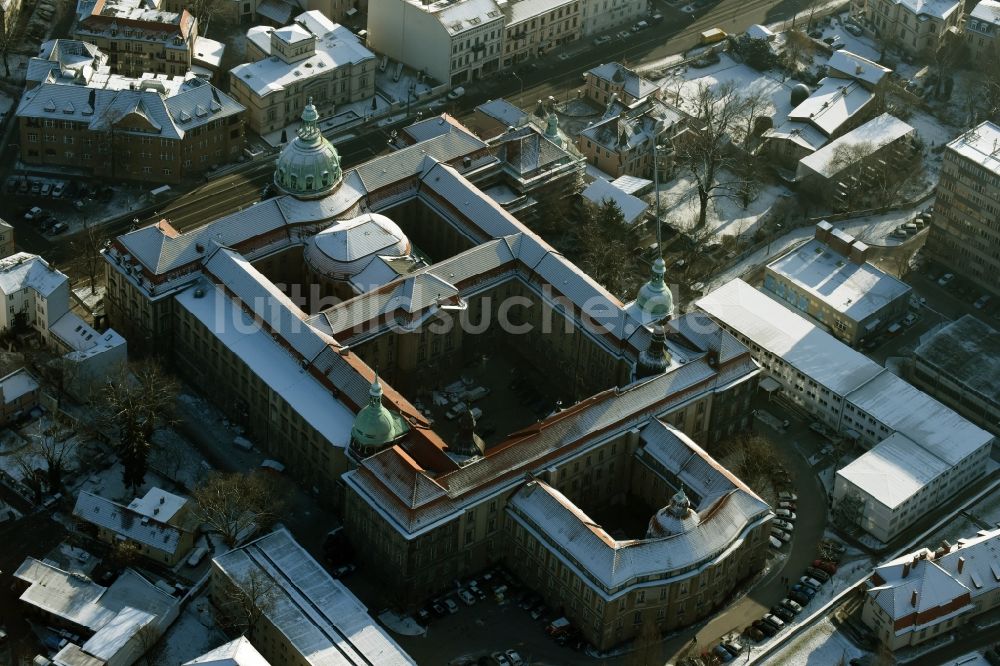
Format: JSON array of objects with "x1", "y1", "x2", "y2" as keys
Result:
[
  {"x1": 835, "y1": 199, "x2": 933, "y2": 246},
  {"x1": 816, "y1": 15, "x2": 880, "y2": 62},
  {"x1": 74, "y1": 285, "x2": 105, "y2": 310},
  {"x1": 937, "y1": 651, "x2": 992, "y2": 666},
  {"x1": 655, "y1": 172, "x2": 790, "y2": 236},
  {"x1": 151, "y1": 594, "x2": 226, "y2": 666},
  {"x1": 78, "y1": 460, "x2": 171, "y2": 504},
  {"x1": 150, "y1": 428, "x2": 208, "y2": 492},
  {"x1": 767, "y1": 616, "x2": 864, "y2": 665}
]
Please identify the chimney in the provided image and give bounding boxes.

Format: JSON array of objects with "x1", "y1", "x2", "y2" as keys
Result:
[
  {"x1": 848, "y1": 240, "x2": 869, "y2": 265},
  {"x1": 910, "y1": 591, "x2": 918, "y2": 608},
  {"x1": 958, "y1": 557, "x2": 965, "y2": 574},
  {"x1": 814, "y1": 220, "x2": 833, "y2": 243},
  {"x1": 902, "y1": 562, "x2": 910, "y2": 578}
]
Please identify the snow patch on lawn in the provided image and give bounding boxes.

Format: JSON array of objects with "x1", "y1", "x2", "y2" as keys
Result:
[{"x1": 768, "y1": 617, "x2": 865, "y2": 665}]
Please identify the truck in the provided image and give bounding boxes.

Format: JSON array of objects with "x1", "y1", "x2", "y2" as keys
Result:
[{"x1": 700, "y1": 28, "x2": 727, "y2": 45}]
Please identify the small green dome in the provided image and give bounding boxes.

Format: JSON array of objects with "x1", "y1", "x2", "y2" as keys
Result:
[
  {"x1": 274, "y1": 99, "x2": 342, "y2": 199},
  {"x1": 635, "y1": 257, "x2": 673, "y2": 323},
  {"x1": 350, "y1": 375, "x2": 408, "y2": 457}
]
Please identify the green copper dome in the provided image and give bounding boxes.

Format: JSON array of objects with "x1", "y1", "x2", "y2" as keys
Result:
[
  {"x1": 274, "y1": 99, "x2": 342, "y2": 200},
  {"x1": 635, "y1": 257, "x2": 673, "y2": 323},
  {"x1": 350, "y1": 375, "x2": 408, "y2": 458}
]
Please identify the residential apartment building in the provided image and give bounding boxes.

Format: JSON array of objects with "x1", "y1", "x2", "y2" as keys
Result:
[
  {"x1": 17, "y1": 77, "x2": 245, "y2": 184},
  {"x1": 74, "y1": 0, "x2": 198, "y2": 77},
  {"x1": 697, "y1": 279, "x2": 995, "y2": 543},
  {"x1": 502, "y1": 0, "x2": 581, "y2": 68},
  {"x1": 583, "y1": 62, "x2": 658, "y2": 106},
  {"x1": 763, "y1": 222, "x2": 911, "y2": 346},
  {"x1": 230, "y1": 11, "x2": 376, "y2": 136},
  {"x1": 367, "y1": 0, "x2": 505, "y2": 86},
  {"x1": 796, "y1": 113, "x2": 918, "y2": 210},
  {"x1": 72, "y1": 487, "x2": 199, "y2": 566},
  {"x1": 578, "y1": 95, "x2": 686, "y2": 178},
  {"x1": 0, "y1": 369, "x2": 40, "y2": 426},
  {"x1": 911, "y1": 315, "x2": 1000, "y2": 437},
  {"x1": 862, "y1": 529, "x2": 1000, "y2": 649},
  {"x1": 580, "y1": 0, "x2": 645, "y2": 36},
  {"x1": 925, "y1": 122, "x2": 1000, "y2": 297},
  {"x1": 211, "y1": 529, "x2": 416, "y2": 665},
  {"x1": 966, "y1": 0, "x2": 1000, "y2": 60},
  {"x1": 853, "y1": 0, "x2": 962, "y2": 56},
  {"x1": 0, "y1": 218, "x2": 14, "y2": 258}
]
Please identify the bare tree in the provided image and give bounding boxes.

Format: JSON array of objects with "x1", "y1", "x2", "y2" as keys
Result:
[
  {"x1": 192, "y1": 472, "x2": 280, "y2": 547},
  {"x1": 574, "y1": 199, "x2": 639, "y2": 300},
  {"x1": 71, "y1": 218, "x2": 106, "y2": 298},
  {"x1": 216, "y1": 568, "x2": 279, "y2": 638},
  {"x1": 717, "y1": 434, "x2": 782, "y2": 496},
  {"x1": 99, "y1": 360, "x2": 179, "y2": 493},
  {"x1": 730, "y1": 90, "x2": 770, "y2": 208},
  {"x1": 675, "y1": 82, "x2": 753, "y2": 228},
  {"x1": 0, "y1": 3, "x2": 21, "y2": 79},
  {"x1": 10, "y1": 446, "x2": 44, "y2": 504},
  {"x1": 106, "y1": 538, "x2": 141, "y2": 570},
  {"x1": 30, "y1": 423, "x2": 75, "y2": 491},
  {"x1": 188, "y1": 0, "x2": 228, "y2": 37}
]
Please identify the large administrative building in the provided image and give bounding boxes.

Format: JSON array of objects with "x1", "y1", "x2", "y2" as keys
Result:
[{"x1": 104, "y1": 105, "x2": 772, "y2": 649}]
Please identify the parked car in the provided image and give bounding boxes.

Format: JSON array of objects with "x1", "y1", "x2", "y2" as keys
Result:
[
  {"x1": 40, "y1": 182, "x2": 53, "y2": 197},
  {"x1": 938, "y1": 273, "x2": 955, "y2": 286},
  {"x1": 458, "y1": 589, "x2": 476, "y2": 605},
  {"x1": 505, "y1": 650, "x2": 525, "y2": 666},
  {"x1": 775, "y1": 509, "x2": 796, "y2": 520},
  {"x1": 50, "y1": 222, "x2": 68, "y2": 234},
  {"x1": 813, "y1": 560, "x2": 838, "y2": 575},
  {"x1": 800, "y1": 576, "x2": 823, "y2": 590},
  {"x1": 771, "y1": 528, "x2": 791, "y2": 543},
  {"x1": 416, "y1": 605, "x2": 432, "y2": 623},
  {"x1": 491, "y1": 652, "x2": 511, "y2": 666},
  {"x1": 903, "y1": 312, "x2": 919, "y2": 326},
  {"x1": 781, "y1": 598, "x2": 803, "y2": 614},
  {"x1": 713, "y1": 645, "x2": 734, "y2": 662},
  {"x1": 24, "y1": 206, "x2": 44, "y2": 220},
  {"x1": 51, "y1": 182, "x2": 65, "y2": 198},
  {"x1": 593, "y1": 35, "x2": 612, "y2": 45},
  {"x1": 631, "y1": 20, "x2": 649, "y2": 31},
  {"x1": 778, "y1": 501, "x2": 796, "y2": 510},
  {"x1": 443, "y1": 598, "x2": 459, "y2": 614},
  {"x1": 788, "y1": 589, "x2": 811, "y2": 605},
  {"x1": 771, "y1": 605, "x2": 794, "y2": 622},
  {"x1": 773, "y1": 519, "x2": 794, "y2": 531},
  {"x1": 753, "y1": 620, "x2": 777, "y2": 637},
  {"x1": 745, "y1": 626, "x2": 765, "y2": 642},
  {"x1": 975, "y1": 294, "x2": 991, "y2": 309},
  {"x1": 769, "y1": 535, "x2": 783, "y2": 549},
  {"x1": 30, "y1": 180, "x2": 41, "y2": 195},
  {"x1": 762, "y1": 614, "x2": 785, "y2": 630},
  {"x1": 778, "y1": 491, "x2": 798, "y2": 501},
  {"x1": 447, "y1": 86, "x2": 466, "y2": 100},
  {"x1": 806, "y1": 567, "x2": 831, "y2": 582},
  {"x1": 722, "y1": 642, "x2": 743, "y2": 657},
  {"x1": 331, "y1": 563, "x2": 355, "y2": 577},
  {"x1": 792, "y1": 584, "x2": 817, "y2": 599},
  {"x1": 844, "y1": 22, "x2": 863, "y2": 35}
]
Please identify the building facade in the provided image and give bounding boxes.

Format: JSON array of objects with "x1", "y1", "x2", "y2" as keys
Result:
[
  {"x1": 698, "y1": 279, "x2": 995, "y2": 543},
  {"x1": 577, "y1": 96, "x2": 686, "y2": 178},
  {"x1": 925, "y1": 122, "x2": 1000, "y2": 298},
  {"x1": 502, "y1": 0, "x2": 581, "y2": 68},
  {"x1": 911, "y1": 315, "x2": 1000, "y2": 437},
  {"x1": 73, "y1": 0, "x2": 198, "y2": 77},
  {"x1": 763, "y1": 222, "x2": 911, "y2": 346},
  {"x1": 853, "y1": 0, "x2": 962, "y2": 56},
  {"x1": 0, "y1": 369, "x2": 40, "y2": 426},
  {"x1": 966, "y1": 0, "x2": 1000, "y2": 60},
  {"x1": 583, "y1": 62, "x2": 658, "y2": 106},
  {"x1": 229, "y1": 11, "x2": 376, "y2": 136},
  {"x1": 17, "y1": 78, "x2": 245, "y2": 184},
  {"x1": 580, "y1": 0, "x2": 645, "y2": 36},
  {"x1": 0, "y1": 218, "x2": 14, "y2": 259},
  {"x1": 862, "y1": 529, "x2": 1000, "y2": 649},
  {"x1": 367, "y1": 0, "x2": 505, "y2": 86}
]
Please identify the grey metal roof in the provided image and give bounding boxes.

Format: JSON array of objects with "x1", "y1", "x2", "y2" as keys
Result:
[
  {"x1": 165, "y1": 78, "x2": 245, "y2": 129},
  {"x1": 914, "y1": 314, "x2": 1000, "y2": 406},
  {"x1": 72, "y1": 491, "x2": 184, "y2": 555}
]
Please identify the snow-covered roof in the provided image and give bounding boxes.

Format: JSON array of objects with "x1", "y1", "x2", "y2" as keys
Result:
[
  {"x1": 586, "y1": 62, "x2": 659, "y2": 101},
  {"x1": 580, "y1": 96, "x2": 682, "y2": 152},
  {"x1": 947, "y1": 121, "x2": 1000, "y2": 177},
  {"x1": 766, "y1": 236, "x2": 911, "y2": 320},
  {"x1": 0, "y1": 368, "x2": 39, "y2": 405},
  {"x1": 507, "y1": 0, "x2": 576, "y2": 24},
  {"x1": 836, "y1": 432, "x2": 948, "y2": 509},
  {"x1": 13, "y1": 558, "x2": 174, "y2": 632},
  {"x1": 412, "y1": 0, "x2": 504, "y2": 35},
  {"x1": 73, "y1": 491, "x2": 187, "y2": 555},
  {"x1": 745, "y1": 24, "x2": 775, "y2": 39},
  {"x1": 507, "y1": 422, "x2": 770, "y2": 592},
  {"x1": 893, "y1": 0, "x2": 960, "y2": 20},
  {"x1": 0, "y1": 252, "x2": 67, "y2": 298},
  {"x1": 914, "y1": 315, "x2": 1000, "y2": 407},
  {"x1": 826, "y1": 50, "x2": 892, "y2": 87},
  {"x1": 184, "y1": 637, "x2": 271, "y2": 666},
  {"x1": 231, "y1": 14, "x2": 374, "y2": 97},
  {"x1": 305, "y1": 213, "x2": 411, "y2": 277},
  {"x1": 970, "y1": 0, "x2": 1000, "y2": 24},
  {"x1": 845, "y1": 371, "x2": 994, "y2": 466},
  {"x1": 193, "y1": 36, "x2": 225, "y2": 69},
  {"x1": 476, "y1": 98, "x2": 527, "y2": 130},
  {"x1": 81, "y1": 606, "x2": 156, "y2": 661},
  {"x1": 869, "y1": 529, "x2": 1000, "y2": 631},
  {"x1": 127, "y1": 487, "x2": 188, "y2": 523},
  {"x1": 274, "y1": 23, "x2": 312, "y2": 44},
  {"x1": 212, "y1": 528, "x2": 416, "y2": 665},
  {"x1": 763, "y1": 121, "x2": 829, "y2": 152},
  {"x1": 50, "y1": 311, "x2": 126, "y2": 359},
  {"x1": 610, "y1": 175, "x2": 653, "y2": 195},
  {"x1": 787, "y1": 78, "x2": 874, "y2": 137},
  {"x1": 581, "y1": 177, "x2": 649, "y2": 225},
  {"x1": 697, "y1": 279, "x2": 884, "y2": 396},
  {"x1": 175, "y1": 280, "x2": 355, "y2": 448},
  {"x1": 797, "y1": 113, "x2": 914, "y2": 179}
]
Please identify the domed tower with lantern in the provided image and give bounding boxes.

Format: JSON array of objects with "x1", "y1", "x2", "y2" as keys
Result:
[
  {"x1": 274, "y1": 98, "x2": 343, "y2": 199},
  {"x1": 646, "y1": 485, "x2": 700, "y2": 538},
  {"x1": 349, "y1": 374, "x2": 409, "y2": 459}
]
